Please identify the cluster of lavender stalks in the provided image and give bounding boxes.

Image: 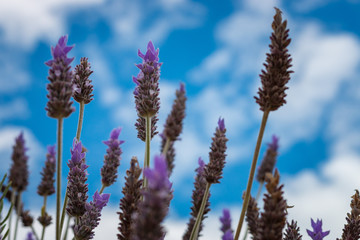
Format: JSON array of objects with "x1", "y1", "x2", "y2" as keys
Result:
[{"x1": 1, "y1": 7, "x2": 359, "y2": 240}]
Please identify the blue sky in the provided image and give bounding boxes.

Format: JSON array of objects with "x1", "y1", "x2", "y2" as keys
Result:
[{"x1": 1, "y1": 0, "x2": 360, "y2": 239}]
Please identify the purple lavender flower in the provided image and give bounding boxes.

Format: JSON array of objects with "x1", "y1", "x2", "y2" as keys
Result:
[
  {"x1": 25, "y1": 232, "x2": 34, "y2": 240},
  {"x1": 66, "y1": 140, "x2": 89, "y2": 217},
  {"x1": 134, "y1": 41, "x2": 162, "y2": 141},
  {"x1": 73, "y1": 57, "x2": 94, "y2": 104},
  {"x1": 256, "y1": 135, "x2": 279, "y2": 183},
  {"x1": 223, "y1": 230, "x2": 234, "y2": 240},
  {"x1": 9, "y1": 132, "x2": 29, "y2": 192},
  {"x1": 307, "y1": 219, "x2": 330, "y2": 240},
  {"x1": 74, "y1": 191, "x2": 110, "y2": 240},
  {"x1": 37, "y1": 145, "x2": 56, "y2": 196},
  {"x1": 204, "y1": 118, "x2": 228, "y2": 184},
  {"x1": 101, "y1": 128, "x2": 124, "y2": 187},
  {"x1": 220, "y1": 209, "x2": 234, "y2": 240},
  {"x1": 45, "y1": 35, "x2": 75, "y2": 119},
  {"x1": 131, "y1": 155, "x2": 173, "y2": 240}
]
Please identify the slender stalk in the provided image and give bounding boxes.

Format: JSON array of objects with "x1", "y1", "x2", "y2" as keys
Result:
[
  {"x1": 189, "y1": 182, "x2": 211, "y2": 240},
  {"x1": 40, "y1": 196, "x2": 48, "y2": 240},
  {"x1": 8, "y1": 190, "x2": 16, "y2": 240},
  {"x1": 59, "y1": 196, "x2": 68, "y2": 238},
  {"x1": 234, "y1": 110, "x2": 269, "y2": 240},
  {"x1": 13, "y1": 192, "x2": 22, "y2": 240},
  {"x1": 162, "y1": 137, "x2": 171, "y2": 156},
  {"x1": 142, "y1": 116, "x2": 151, "y2": 189},
  {"x1": 62, "y1": 216, "x2": 71, "y2": 240},
  {"x1": 99, "y1": 184, "x2": 106, "y2": 194},
  {"x1": 31, "y1": 224, "x2": 40, "y2": 240},
  {"x1": 56, "y1": 117, "x2": 64, "y2": 240}
]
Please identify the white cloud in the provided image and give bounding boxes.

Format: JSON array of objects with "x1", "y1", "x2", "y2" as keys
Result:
[{"x1": 0, "y1": 99, "x2": 30, "y2": 122}]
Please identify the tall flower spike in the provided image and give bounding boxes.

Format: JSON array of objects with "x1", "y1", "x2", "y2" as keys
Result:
[
  {"x1": 256, "y1": 135, "x2": 279, "y2": 183},
  {"x1": 66, "y1": 140, "x2": 89, "y2": 217},
  {"x1": 306, "y1": 219, "x2": 330, "y2": 240},
  {"x1": 135, "y1": 117, "x2": 158, "y2": 141},
  {"x1": 160, "y1": 133, "x2": 175, "y2": 175},
  {"x1": 73, "y1": 57, "x2": 94, "y2": 104},
  {"x1": 245, "y1": 195, "x2": 260, "y2": 240},
  {"x1": 117, "y1": 157, "x2": 143, "y2": 240},
  {"x1": 183, "y1": 158, "x2": 211, "y2": 240},
  {"x1": 338, "y1": 190, "x2": 360, "y2": 240},
  {"x1": 101, "y1": 128, "x2": 124, "y2": 187},
  {"x1": 284, "y1": 220, "x2": 302, "y2": 240},
  {"x1": 131, "y1": 155, "x2": 173, "y2": 240},
  {"x1": 133, "y1": 41, "x2": 162, "y2": 140},
  {"x1": 220, "y1": 209, "x2": 234, "y2": 240},
  {"x1": 204, "y1": 118, "x2": 228, "y2": 184},
  {"x1": 74, "y1": 191, "x2": 110, "y2": 240},
  {"x1": 254, "y1": 8, "x2": 293, "y2": 112},
  {"x1": 9, "y1": 132, "x2": 29, "y2": 192},
  {"x1": 37, "y1": 145, "x2": 56, "y2": 196},
  {"x1": 45, "y1": 35, "x2": 75, "y2": 118},
  {"x1": 258, "y1": 169, "x2": 287, "y2": 240}
]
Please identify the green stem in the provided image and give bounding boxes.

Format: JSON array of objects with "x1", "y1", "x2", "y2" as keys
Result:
[
  {"x1": 99, "y1": 185, "x2": 106, "y2": 194},
  {"x1": 8, "y1": 190, "x2": 15, "y2": 240},
  {"x1": 40, "y1": 196, "x2": 48, "y2": 240},
  {"x1": 59, "y1": 195, "x2": 68, "y2": 238},
  {"x1": 62, "y1": 216, "x2": 71, "y2": 240},
  {"x1": 162, "y1": 137, "x2": 171, "y2": 156},
  {"x1": 56, "y1": 117, "x2": 64, "y2": 240},
  {"x1": 234, "y1": 110, "x2": 269, "y2": 240},
  {"x1": 13, "y1": 192, "x2": 21, "y2": 240},
  {"x1": 189, "y1": 182, "x2": 211, "y2": 240},
  {"x1": 31, "y1": 224, "x2": 40, "y2": 240},
  {"x1": 142, "y1": 116, "x2": 151, "y2": 189}
]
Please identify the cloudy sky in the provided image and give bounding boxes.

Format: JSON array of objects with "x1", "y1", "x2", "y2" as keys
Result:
[{"x1": 1, "y1": 0, "x2": 360, "y2": 239}]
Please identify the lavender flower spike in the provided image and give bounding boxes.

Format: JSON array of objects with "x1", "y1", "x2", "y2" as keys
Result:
[
  {"x1": 37, "y1": 145, "x2": 56, "y2": 196},
  {"x1": 101, "y1": 128, "x2": 124, "y2": 187},
  {"x1": 25, "y1": 232, "x2": 35, "y2": 240},
  {"x1": 73, "y1": 57, "x2": 94, "y2": 104},
  {"x1": 45, "y1": 35, "x2": 75, "y2": 119},
  {"x1": 307, "y1": 219, "x2": 330, "y2": 240},
  {"x1": 204, "y1": 117, "x2": 228, "y2": 184},
  {"x1": 74, "y1": 191, "x2": 110, "y2": 240},
  {"x1": 66, "y1": 140, "x2": 88, "y2": 217},
  {"x1": 9, "y1": 132, "x2": 29, "y2": 192},
  {"x1": 131, "y1": 155, "x2": 173, "y2": 240},
  {"x1": 256, "y1": 135, "x2": 279, "y2": 183},
  {"x1": 220, "y1": 209, "x2": 234, "y2": 240}
]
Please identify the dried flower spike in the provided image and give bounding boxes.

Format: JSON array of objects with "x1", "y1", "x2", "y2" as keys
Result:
[
  {"x1": 204, "y1": 118, "x2": 228, "y2": 184},
  {"x1": 254, "y1": 8, "x2": 293, "y2": 112},
  {"x1": 9, "y1": 132, "x2": 29, "y2": 192},
  {"x1": 45, "y1": 35, "x2": 75, "y2": 118},
  {"x1": 245, "y1": 195, "x2": 260, "y2": 240},
  {"x1": 284, "y1": 220, "x2": 302, "y2": 240},
  {"x1": 131, "y1": 155, "x2": 173, "y2": 240},
  {"x1": 66, "y1": 140, "x2": 89, "y2": 217},
  {"x1": 101, "y1": 128, "x2": 124, "y2": 187},
  {"x1": 306, "y1": 219, "x2": 330, "y2": 240},
  {"x1": 73, "y1": 57, "x2": 94, "y2": 104},
  {"x1": 117, "y1": 157, "x2": 143, "y2": 240},
  {"x1": 256, "y1": 135, "x2": 279, "y2": 183},
  {"x1": 21, "y1": 210, "x2": 34, "y2": 227},
  {"x1": 37, "y1": 145, "x2": 56, "y2": 196}
]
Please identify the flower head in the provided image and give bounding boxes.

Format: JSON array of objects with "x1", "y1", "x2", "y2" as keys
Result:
[
  {"x1": 256, "y1": 135, "x2": 279, "y2": 183},
  {"x1": 73, "y1": 57, "x2": 94, "y2": 104},
  {"x1": 307, "y1": 219, "x2": 330, "y2": 240},
  {"x1": 26, "y1": 232, "x2": 35, "y2": 240},
  {"x1": 284, "y1": 220, "x2": 302, "y2": 240},
  {"x1": 37, "y1": 145, "x2": 56, "y2": 196},
  {"x1": 220, "y1": 209, "x2": 234, "y2": 240},
  {"x1": 45, "y1": 35, "x2": 75, "y2": 118}
]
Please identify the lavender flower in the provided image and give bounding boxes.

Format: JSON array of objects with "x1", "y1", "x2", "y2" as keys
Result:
[
  {"x1": 133, "y1": 41, "x2": 162, "y2": 141},
  {"x1": 306, "y1": 219, "x2": 330, "y2": 240},
  {"x1": 37, "y1": 212, "x2": 52, "y2": 227},
  {"x1": 220, "y1": 209, "x2": 234, "y2": 240},
  {"x1": 284, "y1": 220, "x2": 302, "y2": 240},
  {"x1": 37, "y1": 145, "x2": 56, "y2": 196},
  {"x1": 45, "y1": 35, "x2": 75, "y2": 119},
  {"x1": 254, "y1": 8, "x2": 293, "y2": 112},
  {"x1": 101, "y1": 128, "x2": 124, "y2": 187},
  {"x1": 20, "y1": 210, "x2": 33, "y2": 227},
  {"x1": 256, "y1": 135, "x2": 279, "y2": 183},
  {"x1": 74, "y1": 191, "x2": 110, "y2": 240},
  {"x1": 183, "y1": 158, "x2": 211, "y2": 240},
  {"x1": 160, "y1": 133, "x2": 175, "y2": 175},
  {"x1": 25, "y1": 232, "x2": 34, "y2": 240},
  {"x1": 9, "y1": 132, "x2": 29, "y2": 192},
  {"x1": 204, "y1": 118, "x2": 228, "y2": 184},
  {"x1": 135, "y1": 117, "x2": 158, "y2": 141},
  {"x1": 118, "y1": 157, "x2": 143, "y2": 240},
  {"x1": 66, "y1": 140, "x2": 88, "y2": 217},
  {"x1": 339, "y1": 190, "x2": 360, "y2": 240},
  {"x1": 73, "y1": 57, "x2": 94, "y2": 104},
  {"x1": 245, "y1": 196, "x2": 260, "y2": 240},
  {"x1": 131, "y1": 155, "x2": 173, "y2": 240}
]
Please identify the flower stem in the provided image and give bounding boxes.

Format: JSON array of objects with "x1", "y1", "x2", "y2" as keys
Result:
[
  {"x1": 31, "y1": 224, "x2": 40, "y2": 240},
  {"x1": 142, "y1": 116, "x2": 151, "y2": 189},
  {"x1": 56, "y1": 117, "x2": 64, "y2": 240},
  {"x1": 234, "y1": 110, "x2": 269, "y2": 240},
  {"x1": 13, "y1": 192, "x2": 22, "y2": 240},
  {"x1": 189, "y1": 182, "x2": 211, "y2": 240},
  {"x1": 99, "y1": 184, "x2": 106, "y2": 194},
  {"x1": 62, "y1": 216, "x2": 71, "y2": 240},
  {"x1": 8, "y1": 190, "x2": 15, "y2": 240},
  {"x1": 162, "y1": 137, "x2": 171, "y2": 156},
  {"x1": 40, "y1": 196, "x2": 48, "y2": 240}
]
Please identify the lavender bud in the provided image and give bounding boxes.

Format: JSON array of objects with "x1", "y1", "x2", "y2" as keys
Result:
[
  {"x1": 101, "y1": 128, "x2": 124, "y2": 187},
  {"x1": 220, "y1": 209, "x2": 234, "y2": 240},
  {"x1": 204, "y1": 118, "x2": 228, "y2": 184},
  {"x1": 306, "y1": 219, "x2": 330, "y2": 240},
  {"x1": 9, "y1": 132, "x2": 29, "y2": 192},
  {"x1": 245, "y1": 195, "x2": 260, "y2": 240},
  {"x1": 131, "y1": 155, "x2": 173, "y2": 240},
  {"x1": 66, "y1": 140, "x2": 89, "y2": 217},
  {"x1": 21, "y1": 210, "x2": 34, "y2": 227},
  {"x1": 38, "y1": 212, "x2": 52, "y2": 227},
  {"x1": 45, "y1": 35, "x2": 75, "y2": 119},
  {"x1": 74, "y1": 191, "x2": 110, "y2": 240},
  {"x1": 73, "y1": 57, "x2": 94, "y2": 104},
  {"x1": 254, "y1": 8, "x2": 293, "y2": 112},
  {"x1": 117, "y1": 157, "x2": 143, "y2": 240},
  {"x1": 37, "y1": 145, "x2": 56, "y2": 196},
  {"x1": 183, "y1": 158, "x2": 210, "y2": 240},
  {"x1": 256, "y1": 135, "x2": 279, "y2": 183},
  {"x1": 284, "y1": 220, "x2": 302, "y2": 240},
  {"x1": 25, "y1": 232, "x2": 35, "y2": 240},
  {"x1": 135, "y1": 115, "x2": 158, "y2": 141},
  {"x1": 339, "y1": 190, "x2": 360, "y2": 240}
]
